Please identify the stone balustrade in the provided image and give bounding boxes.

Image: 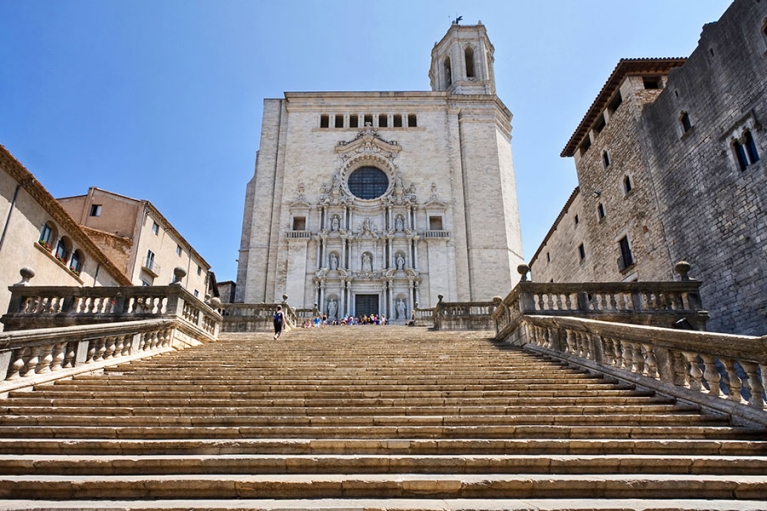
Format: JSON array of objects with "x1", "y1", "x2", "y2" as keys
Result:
[
  {"x1": 493, "y1": 280, "x2": 708, "y2": 338},
  {"x1": 513, "y1": 315, "x2": 767, "y2": 426},
  {"x1": 1, "y1": 284, "x2": 221, "y2": 337},
  {"x1": 434, "y1": 299, "x2": 496, "y2": 330},
  {"x1": 412, "y1": 306, "x2": 436, "y2": 327},
  {"x1": 221, "y1": 299, "x2": 298, "y2": 332},
  {"x1": 0, "y1": 318, "x2": 203, "y2": 396}
]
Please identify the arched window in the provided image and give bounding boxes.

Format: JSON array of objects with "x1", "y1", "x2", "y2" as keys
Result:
[
  {"x1": 444, "y1": 57, "x2": 452, "y2": 87},
  {"x1": 464, "y1": 46, "x2": 475, "y2": 78},
  {"x1": 745, "y1": 130, "x2": 760, "y2": 165},
  {"x1": 38, "y1": 222, "x2": 56, "y2": 251},
  {"x1": 69, "y1": 249, "x2": 83, "y2": 275},
  {"x1": 54, "y1": 236, "x2": 71, "y2": 264},
  {"x1": 734, "y1": 129, "x2": 760, "y2": 171}
]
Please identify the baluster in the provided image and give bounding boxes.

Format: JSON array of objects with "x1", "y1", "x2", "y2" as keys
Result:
[
  {"x1": 536, "y1": 293, "x2": 544, "y2": 311},
  {"x1": 609, "y1": 293, "x2": 617, "y2": 311},
  {"x1": 37, "y1": 345, "x2": 54, "y2": 374},
  {"x1": 601, "y1": 338, "x2": 613, "y2": 365},
  {"x1": 583, "y1": 333, "x2": 593, "y2": 360},
  {"x1": 22, "y1": 346, "x2": 42, "y2": 376},
  {"x1": 114, "y1": 336, "x2": 124, "y2": 358},
  {"x1": 6, "y1": 348, "x2": 29, "y2": 380},
  {"x1": 683, "y1": 352, "x2": 703, "y2": 392},
  {"x1": 162, "y1": 329, "x2": 172, "y2": 348},
  {"x1": 619, "y1": 341, "x2": 631, "y2": 370},
  {"x1": 740, "y1": 361, "x2": 765, "y2": 409},
  {"x1": 123, "y1": 334, "x2": 134, "y2": 355},
  {"x1": 721, "y1": 359, "x2": 743, "y2": 402},
  {"x1": 642, "y1": 344, "x2": 659, "y2": 379},
  {"x1": 565, "y1": 330, "x2": 576, "y2": 354},
  {"x1": 700, "y1": 354, "x2": 721, "y2": 397},
  {"x1": 577, "y1": 332, "x2": 586, "y2": 358},
  {"x1": 611, "y1": 339, "x2": 621, "y2": 366},
  {"x1": 63, "y1": 343, "x2": 77, "y2": 368},
  {"x1": 103, "y1": 337, "x2": 116, "y2": 360},
  {"x1": 150, "y1": 332, "x2": 160, "y2": 349},
  {"x1": 51, "y1": 343, "x2": 66, "y2": 371},
  {"x1": 93, "y1": 339, "x2": 107, "y2": 362}
]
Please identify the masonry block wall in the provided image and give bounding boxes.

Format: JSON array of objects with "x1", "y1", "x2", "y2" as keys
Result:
[{"x1": 641, "y1": 0, "x2": 767, "y2": 335}]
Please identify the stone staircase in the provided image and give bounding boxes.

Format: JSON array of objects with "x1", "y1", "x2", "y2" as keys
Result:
[{"x1": 0, "y1": 326, "x2": 766, "y2": 510}]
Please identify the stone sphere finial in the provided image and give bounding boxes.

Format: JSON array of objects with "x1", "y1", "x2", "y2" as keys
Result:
[
  {"x1": 209, "y1": 297, "x2": 221, "y2": 309},
  {"x1": 415, "y1": 302, "x2": 419, "y2": 309},
  {"x1": 492, "y1": 296, "x2": 503, "y2": 305},
  {"x1": 517, "y1": 264, "x2": 530, "y2": 282},
  {"x1": 282, "y1": 294, "x2": 289, "y2": 303},
  {"x1": 437, "y1": 294, "x2": 444, "y2": 304},
  {"x1": 172, "y1": 267, "x2": 186, "y2": 285},
  {"x1": 674, "y1": 261, "x2": 691, "y2": 281},
  {"x1": 16, "y1": 267, "x2": 35, "y2": 286}
]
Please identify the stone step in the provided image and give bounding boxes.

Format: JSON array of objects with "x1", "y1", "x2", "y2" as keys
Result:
[
  {"x1": 2, "y1": 498, "x2": 766, "y2": 511},
  {"x1": 0, "y1": 413, "x2": 722, "y2": 428},
  {"x1": 2, "y1": 437, "x2": 764, "y2": 456},
  {"x1": 1, "y1": 473, "x2": 766, "y2": 500},
  {"x1": 0, "y1": 424, "x2": 754, "y2": 440},
  {"x1": 3, "y1": 453, "x2": 767, "y2": 476}
]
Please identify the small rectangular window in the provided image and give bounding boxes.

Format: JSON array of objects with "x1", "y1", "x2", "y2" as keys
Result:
[
  {"x1": 618, "y1": 236, "x2": 634, "y2": 271},
  {"x1": 579, "y1": 137, "x2": 591, "y2": 155},
  {"x1": 364, "y1": 114, "x2": 373, "y2": 126},
  {"x1": 407, "y1": 114, "x2": 417, "y2": 127},
  {"x1": 598, "y1": 203, "x2": 606, "y2": 220},
  {"x1": 378, "y1": 114, "x2": 388, "y2": 128},
  {"x1": 197, "y1": 265, "x2": 202, "y2": 276},
  {"x1": 643, "y1": 77, "x2": 662, "y2": 90},
  {"x1": 349, "y1": 115, "x2": 359, "y2": 128},
  {"x1": 89, "y1": 205, "x2": 102, "y2": 217},
  {"x1": 608, "y1": 93, "x2": 622, "y2": 114},
  {"x1": 574, "y1": 214, "x2": 579, "y2": 225},
  {"x1": 292, "y1": 216, "x2": 306, "y2": 231},
  {"x1": 593, "y1": 114, "x2": 606, "y2": 134},
  {"x1": 176, "y1": 245, "x2": 182, "y2": 257},
  {"x1": 152, "y1": 221, "x2": 159, "y2": 235},
  {"x1": 194, "y1": 289, "x2": 199, "y2": 298},
  {"x1": 429, "y1": 216, "x2": 443, "y2": 230},
  {"x1": 320, "y1": 114, "x2": 329, "y2": 128},
  {"x1": 334, "y1": 114, "x2": 344, "y2": 128},
  {"x1": 578, "y1": 243, "x2": 586, "y2": 260},
  {"x1": 546, "y1": 252, "x2": 551, "y2": 263},
  {"x1": 680, "y1": 112, "x2": 692, "y2": 133},
  {"x1": 393, "y1": 114, "x2": 403, "y2": 128}
]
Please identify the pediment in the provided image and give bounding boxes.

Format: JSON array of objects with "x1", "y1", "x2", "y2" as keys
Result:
[{"x1": 336, "y1": 127, "x2": 402, "y2": 156}]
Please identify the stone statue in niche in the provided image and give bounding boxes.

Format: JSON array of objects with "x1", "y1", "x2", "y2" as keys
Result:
[
  {"x1": 331, "y1": 215, "x2": 340, "y2": 231},
  {"x1": 395, "y1": 215, "x2": 404, "y2": 231},
  {"x1": 330, "y1": 253, "x2": 338, "y2": 271},
  {"x1": 362, "y1": 253, "x2": 372, "y2": 272},
  {"x1": 396, "y1": 254, "x2": 405, "y2": 270},
  {"x1": 328, "y1": 298, "x2": 337, "y2": 320},
  {"x1": 396, "y1": 298, "x2": 407, "y2": 320}
]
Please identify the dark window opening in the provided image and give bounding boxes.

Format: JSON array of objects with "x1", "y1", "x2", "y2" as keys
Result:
[
  {"x1": 680, "y1": 112, "x2": 692, "y2": 133},
  {"x1": 593, "y1": 114, "x2": 606, "y2": 134},
  {"x1": 444, "y1": 57, "x2": 452, "y2": 87},
  {"x1": 364, "y1": 114, "x2": 373, "y2": 127},
  {"x1": 643, "y1": 77, "x2": 662, "y2": 89},
  {"x1": 745, "y1": 130, "x2": 760, "y2": 164},
  {"x1": 378, "y1": 114, "x2": 388, "y2": 128},
  {"x1": 546, "y1": 252, "x2": 551, "y2": 263},
  {"x1": 292, "y1": 217, "x2": 306, "y2": 231},
  {"x1": 320, "y1": 115, "x2": 329, "y2": 128},
  {"x1": 89, "y1": 204, "x2": 102, "y2": 217},
  {"x1": 618, "y1": 236, "x2": 634, "y2": 271},
  {"x1": 465, "y1": 46, "x2": 475, "y2": 78},
  {"x1": 348, "y1": 166, "x2": 389, "y2": 200},
  {"x1": 709, "y1": 48, "x2": 715, "y2": 57},
  {"x1": 597, "y1": 203, "x2": 606, "y2": 220},
  {"x1": 608, "y1": 92, "x2": 622, "y2": 114},
  {"x1": 334, "y1": 114, "x2": 344, "y2": 128},
  {"x1": 579, "y1": 137, "x2": 591, "y2": 155},
  {"x1": 602, "y1": 150, "x2": 610, "y2": 168},
  {"x1": 39, "y1": 223, "x2": 54, "y2": 246},
  {"x1": 429, "y1": 216, "x2": 443, "y2": 230},
  {"x1": 578, "y1": 243, "x2": 586, "y2": 260},
  {"x1": 624, "y1": 175, "x2": 633, "y2": 194},
  {"x1": 408, "y1": 114, "x2": 417, "y2": 128},
  {"x1": 350, "y1": 115, "x2": 359, "y2": 128},
  {"x1": 574, "y1": 214, "x2": 579, "y2": 225},
  {"x1": 393, "y1": 114, "x2": 403, "y2": 128},
  {"x1": 70, "y1": 250, "x2": 83, "y2": 273}
]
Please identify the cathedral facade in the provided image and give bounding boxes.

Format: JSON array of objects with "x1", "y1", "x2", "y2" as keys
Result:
[{"x1": 236, "y1": 23, "x2": 524, "y2": 321}]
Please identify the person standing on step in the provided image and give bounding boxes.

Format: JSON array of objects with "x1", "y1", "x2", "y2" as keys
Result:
[{"x1": 273, "y1": 305, "x2": 284, "y2": 340}]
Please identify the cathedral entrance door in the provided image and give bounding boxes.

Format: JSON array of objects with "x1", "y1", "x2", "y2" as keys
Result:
[{"x1": 354, "y1": 294, "x2": 379, "y2": 317}]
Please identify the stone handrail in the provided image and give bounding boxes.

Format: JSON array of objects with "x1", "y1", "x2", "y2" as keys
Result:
[
  {"x1": 1, "y1": 285, "x2": 222, "y2": 337},
  {"x1": 220, "y1": 302, "x2": 297, "y2": 333},
  {"x1": 412, "y1": 307, "x2": 435, "y2": 327},
  {"x1": 492, "y1": 280, "x2": 708, "y2": 337},
  {"x1": 0, "y1": 317, "x2": 212, "y2": 396},
  {"x1": 508, "y1": 315, "x2": 767, "y2": 426},
  {"x1": 434, "y1": 300, "x2": 496, "y2": 330}
]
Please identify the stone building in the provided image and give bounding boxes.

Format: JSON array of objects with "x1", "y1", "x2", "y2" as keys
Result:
[
  {"x1": 236, "y1": 22, "x2": 524, "y2": 321},
  {"x1": 0, "y1": 146, "x2": 131, "y2": 320},
  {"x1": 531, "y1": 0, "x2": 767, "y2": 335},
  {"x1": 58, "y1": 188, "x2": 211, "y2": 298}
]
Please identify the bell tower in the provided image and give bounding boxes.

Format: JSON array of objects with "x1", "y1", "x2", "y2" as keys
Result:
[{"x1": 429, "y1": 21, "x2": 496, "y2": 95}]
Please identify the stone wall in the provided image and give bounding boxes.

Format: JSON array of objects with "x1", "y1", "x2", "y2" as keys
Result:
[{"x1": 640, "y1": 0, "x2": 767, "y2": 334}]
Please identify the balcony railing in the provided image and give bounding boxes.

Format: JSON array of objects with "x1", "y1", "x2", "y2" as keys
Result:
[
  {"x1": 142, "y1": 258, "x2": 161, "y2": 277},
  {"x1": 286, "y1": 231, "x2": 311, "y2": 239},
  {"x1": 422, "y1": 230, "x2": 450, "y2": 239}
]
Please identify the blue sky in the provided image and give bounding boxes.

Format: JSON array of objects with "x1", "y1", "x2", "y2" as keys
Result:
[{"x1": 0, "y1": 1, "x2": 730, "y2": 284}]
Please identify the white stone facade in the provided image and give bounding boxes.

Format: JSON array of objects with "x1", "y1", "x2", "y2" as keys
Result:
[{"x1": 236, "y1": 23, "x2": 524, "y2": 319}]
